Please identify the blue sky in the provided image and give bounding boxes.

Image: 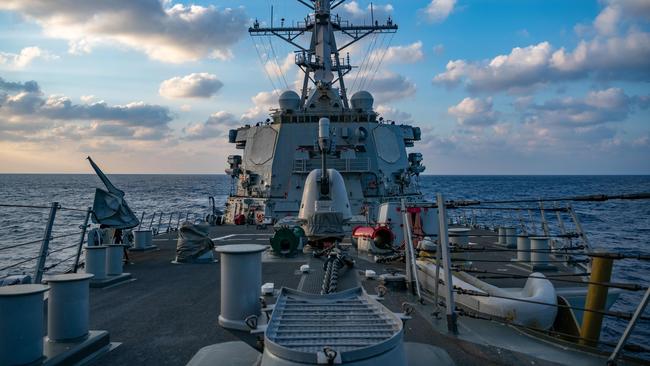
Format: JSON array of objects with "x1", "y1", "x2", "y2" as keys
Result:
[{"x1": 0, "y1": 0, "x2": 648, "y2": 174}]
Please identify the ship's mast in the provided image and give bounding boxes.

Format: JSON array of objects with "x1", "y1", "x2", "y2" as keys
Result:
[{"x1": 249, "y1": 0, "x2": 397, "y2": 110}]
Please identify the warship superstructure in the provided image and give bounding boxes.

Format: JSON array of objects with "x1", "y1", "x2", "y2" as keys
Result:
[{"x1": 224, "y1": 0, "x2": 424, "y2": 223}]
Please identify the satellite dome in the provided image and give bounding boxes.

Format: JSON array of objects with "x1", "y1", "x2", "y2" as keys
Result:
[
  {"x1": 350, "y1": 91, "x2": 374, "y2": 111},
  {"x1": 278, "y1": 90, "x2": 300, "y2": 112}
]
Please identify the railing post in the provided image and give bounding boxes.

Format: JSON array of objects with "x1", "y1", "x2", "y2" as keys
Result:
[
  {"x1": 436, "y1": 193, "x2": 457, "y2": 334},
  {"x1": 148, "y1": 212, "x2": 156, "y2": 230},
  {"x1": 400, "y1": 199, "x2": 421, "y2": 301},
  {"x1": 176, "y1": 212, "x2": 182, "y2": 229},
  {"x1": 73, "y1": 207, "x2": 92, "y2": 273},
  {"x1": 34, "y1": 202, "x2": 58, "y2": 284},
  {"x1": 138, "y1": 211, "x2": 145, "y2": 230},
  {"x1": 607, "y1": 287, "x2": 650, "y2": 365},
  {"x1": 156, "y1": 212, "x2": 163, "y2": 234},
  {"x1": 167, "y1": 212, "x2": 173, "y2": 233}
]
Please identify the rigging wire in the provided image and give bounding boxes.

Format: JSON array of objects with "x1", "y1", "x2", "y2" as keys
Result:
[
  {"x1": 358, "y1": 32, "x2": 386, "y2": 92},
  {"x1": 268, "y1": 36, "x2": 289, "y2": 90},
  {"x1": 351, "y1": 33, "x2": 378, "y2": 94},
  {"x1": 364, "y1": 32, "x2": 395, "y2": 92},
  {"x1": 251, "y1": 36, "x2": 280, "y2": 97}
]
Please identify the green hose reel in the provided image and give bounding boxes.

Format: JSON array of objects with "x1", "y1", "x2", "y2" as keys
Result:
[{"x1": 270, "y1": 227, "x2": 302, "y2": 256}]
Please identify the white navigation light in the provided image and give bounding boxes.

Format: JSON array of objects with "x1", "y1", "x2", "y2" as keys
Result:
[
  {"x1": 350, "y1": 90, "x2": 374, "y2": 111},
  {"x1": 278, "y1": 90, "x2": 300, "y2": 112}
]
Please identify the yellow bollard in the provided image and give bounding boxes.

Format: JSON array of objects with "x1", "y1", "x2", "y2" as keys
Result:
[{"x1": 579, "y1": 255, "x2": 613, "y2": 346}]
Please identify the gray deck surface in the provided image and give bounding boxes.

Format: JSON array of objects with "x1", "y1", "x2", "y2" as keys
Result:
[{"x1": 87, "y1": 224, "x2": 626, "y2": 366}]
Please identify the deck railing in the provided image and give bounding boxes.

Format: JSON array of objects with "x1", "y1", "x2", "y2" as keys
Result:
[{"x1": 0, "y1": 203, "x2": 210, "y2": 282}]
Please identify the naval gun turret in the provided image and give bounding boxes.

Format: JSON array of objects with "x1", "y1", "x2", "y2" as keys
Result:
[{"x1": 298, "y1": 118, "x2": 351, "y2": 246}]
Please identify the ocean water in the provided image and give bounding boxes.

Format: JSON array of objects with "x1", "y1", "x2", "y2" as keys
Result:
[{"x1": 0, "y1": 174, "x2": 649, "y2": 357}]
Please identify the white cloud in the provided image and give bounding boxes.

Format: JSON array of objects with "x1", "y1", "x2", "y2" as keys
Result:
[
  {"x1": 423, "y1": 0, "x2": 456, "y2": 23},
  {"x1": 434, "y1": 31, "x2": 650, "y2": 92},
  {"x1": 0, "y1": 1, "x2": 248, "y2": 63},
  {"x1": 361, "y1": 70, "x2": 416, "y2": 104},
  {"x1": 375, "y1": 105, "x2": 413, "y2": 123},
  {"x1": 522, "y1": 88, "x2": 638, "y2": 127},
  {"x1": 0, "y1": 78, "x2": 174, "y2": 141},
  {"x1": 594, "y1": 4, "x2": 621, "y2": 35},
  {"x1": 448, "y1": 97, "x2": 499, "y2": 127},
  {"x1": 183, "y1": 111, "x2": 238, "y2": 140},
  {"x1": 0, "y1": 46, "x2": 57, "y2": 68},
  {"x1": 371, "y1": 41, "x2": 424, "y2": 64},
  {"x1": 159, "y1": 73, "x2": 223, "y2": 99},
  {"x1": 265, "y1": 53, "x2": 294, "y2": 79},
  {"x1": 339, "y1": 2, "x2": 394, "y2": 23},
  {"x1": 242, "y1": 90, "x2": 281, "y2": 121}
]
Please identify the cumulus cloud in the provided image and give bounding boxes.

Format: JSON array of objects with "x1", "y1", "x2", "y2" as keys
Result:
[
  {"x1": 159, "y1": 73, "x2": 223, "y2": 99},
  {"x1": 264, "y1": 53, "x2": 294, "y2": 79},
  {"x1": 242, "y1": 90, "x2": 280, "y2": 121},
  {"x1": 362, "y1": 70, "x2": 416, "y2": 104},
  {"x1": 434, "y1": 32, "x2": 650, "y2": 92},
  {"x1": 338, "y1": 1, "x2": 394, "y2": 24},
  {"x1": 434, "y1": 0, "x2": 650, "y2": 93},
  {"x1": 375, "y1": 105, "x2": 413, "y2": 123},
  {"x1": 0, "y1": 77, "x2": 40, "y2": 93},
  {"x1": 0, "y1": 46, "x2": 57, "y2": 68},
  {"x1": 371, "y1": 41, "x2": 424, "y2": 64},
  {"x1": 521, "y1": 88, "x2": 641, "y2": 127},
  {"x1": 423, "y1": 0, "x2": 456, "y2": 23},
  {"x1": 0, "y1": 1, "x2": 248, "y2": 63},
  {"x1": 183, "y1": 111, "x2": 238, "y2": 140},
  {"x1": 0, "y1": 78, "x2": 173, "y2": 141},
  {"x1": 448, "y1": 97, "x2": 499, "y2": 127}
]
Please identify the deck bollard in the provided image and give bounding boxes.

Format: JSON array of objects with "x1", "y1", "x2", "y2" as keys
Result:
[
  {"x1": 530, "y1": 237, "x2": 551, "y2": 265},
  {"x1": 448, "y1": 228, "x2": 470, "y2": 246},
  {"x1": 44, "y1": 274, "x2": 94, "y2": 342},
  {"x1": 497, "y1": 227, "x2": 508, "y2": 245},
  {"x1": 505, "y1": 227, "x2": 517, "y2": 248},
  {"x1": 216, "y1": 244, "x2": 267, "y2": 331},
  {"x1": 84, "y1": 245, "x2": 107, "y2": 280},
  {"x1": 106, "y1": 244, "x2": 124, "y2": 275},
  {"x1": 517, "y1": 235, "x2": 531, "y2": 262},
  {"x1": 133, "y1": 230, "x2": 152, "y2": 249},
  {"x1": 0, "y1": 284, "x2": 49, "y2": 365}
]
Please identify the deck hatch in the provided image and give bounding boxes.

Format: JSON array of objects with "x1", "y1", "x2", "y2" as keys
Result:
[{"x1": 264, "y1": 287, "x2": 403, "y2": 364}]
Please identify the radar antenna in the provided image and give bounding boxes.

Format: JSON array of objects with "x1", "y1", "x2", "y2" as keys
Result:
[{"x1": 249, "y1": 0, "x2": 397, "y2": 110}]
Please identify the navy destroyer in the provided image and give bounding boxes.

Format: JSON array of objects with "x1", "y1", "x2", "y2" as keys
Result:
[{"x1": 223, "y1": 0, "x2": 424, "y2": 224}]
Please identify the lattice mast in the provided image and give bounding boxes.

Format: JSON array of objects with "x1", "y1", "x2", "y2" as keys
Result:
[{"x1": 249, "y1": 0, "x2": 397, "y2": 110}]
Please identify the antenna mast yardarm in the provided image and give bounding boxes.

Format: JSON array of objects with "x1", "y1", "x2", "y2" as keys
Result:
[{"x1": 249, "y1": 0, "x2": 397, "y2": 109}]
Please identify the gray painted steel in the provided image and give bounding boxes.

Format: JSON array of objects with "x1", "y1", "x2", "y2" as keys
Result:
[
  {"x1": 449, "y1": 228, "x2": 471, "y2": 246},
  {"x1": 134, "y1": 230, "x2": 152, "y2": 249},
  {"x1": 263, "y1": 287, "x2": 407, "y2": 365},
  {"x1": 0, "y1": 284, "x2": 49, "y2": 365},
  {"x1": 530, "y1": 237, "x2": 551, "y2": 264},
  {"x1": 45, "y1": 273, "x2": 94, "y2": 342},
  {"x1": 85, "y1": 245, "x2": 107, "y2": 280},
  {"x1": 216, "y1": 244, "x2": 267, "y2": 331},
  {"x1": 506, "y1": 227, "x2": 517, "y2": 248},
  {"x1": 517, "y1": 235, "x2": 531, "y2": 262},
  {"x1": 106, "y1": 244, "x2": 124, "y2": 275}
]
